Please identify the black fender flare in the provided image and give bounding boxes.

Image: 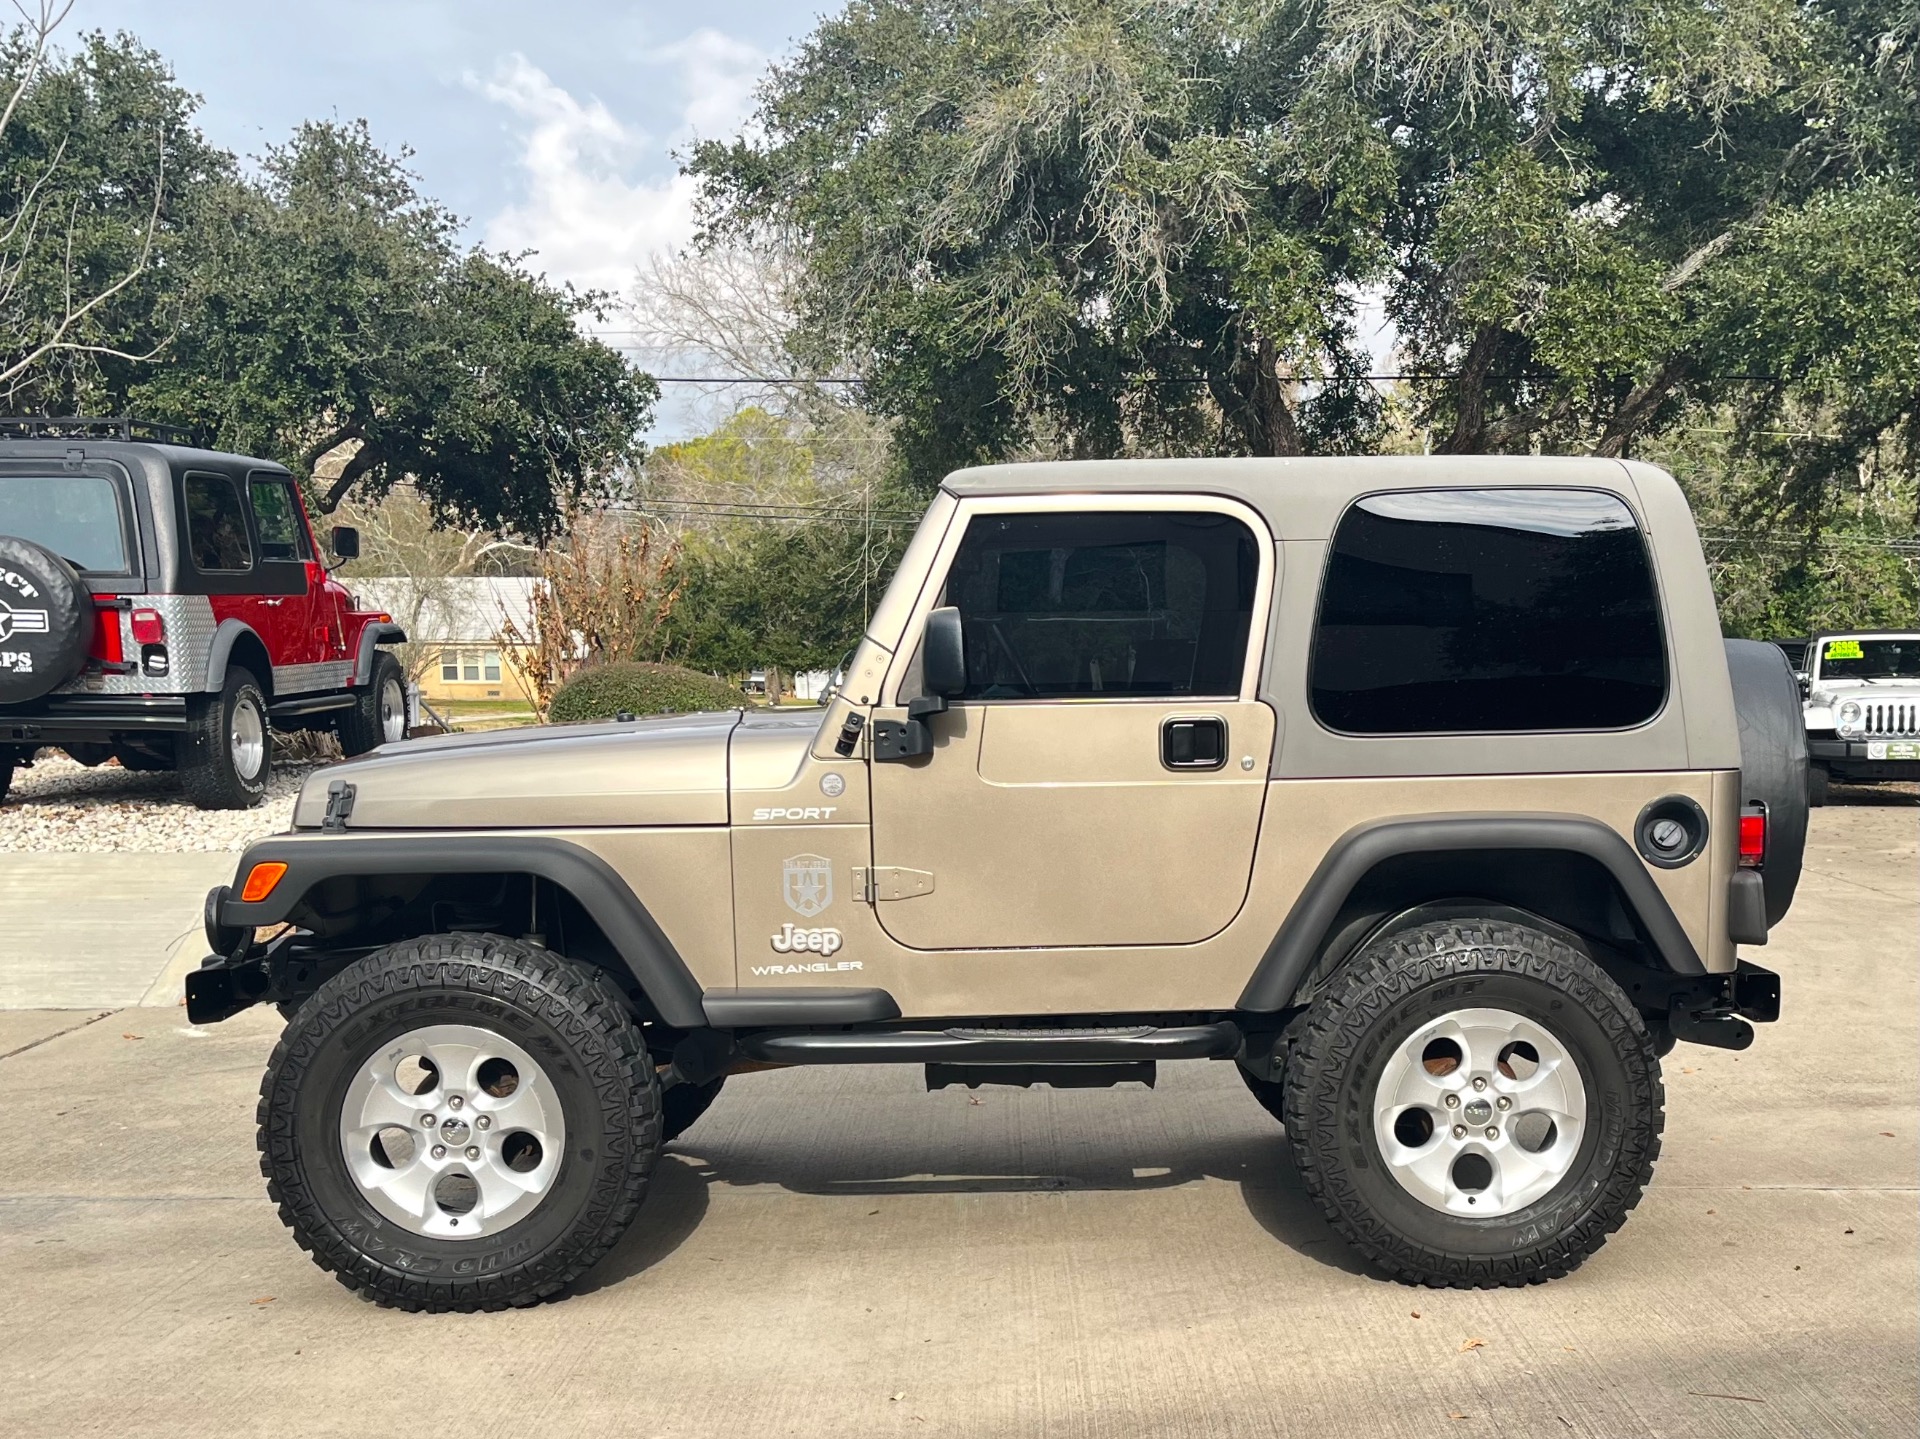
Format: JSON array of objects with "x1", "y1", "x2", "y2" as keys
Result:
[
  {"x1": 352, "y1": 621, "x2": 407, "y2": 685},
  {"x1": 1237, "y1": 814, "x2": 1706, "y2": 1013},
  {"x1": 206, "y1": 618, "x2": 270, "y2": 694},
  {"x1": 218, "y1": 834, "x2": 707, "y2": 1028}
]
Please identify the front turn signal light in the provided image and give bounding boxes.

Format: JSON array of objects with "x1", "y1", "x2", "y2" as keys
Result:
[{"x1": 240, "y1": 862, "x2": 289, "y2": 903}]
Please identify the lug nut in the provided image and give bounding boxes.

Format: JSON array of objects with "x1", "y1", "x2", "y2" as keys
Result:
[
  {"x1": 1485, "y1": 1127, "x2": 1500, "y2": 1141},
  {"x1": 448, "y1": 1095, "x2": 464, "y2": 1110},
  {"x1": 420, "y1": 1114, "x2": 437, "y2": 1128},
  {"x1": 465, "y1": 1146, "x2": 480, "y2": 1161},
  {"x1": 475, "y1": 1115, "x2": 492, "y2": 1130},
  {"x1": 1444, "y1": 1093, "x2": 1460, "y2": 1109},
  {"x1": 1496, "y1": 1096, "x2": 1512, "y2": 1111},
  {"x1": 431, "y1": 1145, "x2": 446, "y2": 1160},
  {"x1": 1472, "y1": 1077, "x2": 1487, "y2": 1092},
  {"x1": 1451, "y1": 1125, "x2": 1467, "y2": 1140}
]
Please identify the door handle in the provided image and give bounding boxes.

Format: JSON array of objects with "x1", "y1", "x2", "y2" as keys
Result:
[
  {"x1": 260, "y1": 598, "x2": 284, "y2": 607},
  {"x1": 1161, "y1": 716, "x2": 1226, "y2": 771}
]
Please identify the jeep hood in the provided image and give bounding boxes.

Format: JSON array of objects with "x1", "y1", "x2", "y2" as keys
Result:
[{"x1": 291, "y1": 710, "x2": 746, "y2": 830}]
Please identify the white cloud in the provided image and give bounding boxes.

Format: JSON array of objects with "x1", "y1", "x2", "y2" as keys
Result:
[{"x1": 471, "y1": 33, "x2": 765, "y2": 299}]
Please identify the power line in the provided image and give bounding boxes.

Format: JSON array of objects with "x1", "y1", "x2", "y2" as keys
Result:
[{"x1": 641, "y1": 371, "x2": 1795, "y2": 386}]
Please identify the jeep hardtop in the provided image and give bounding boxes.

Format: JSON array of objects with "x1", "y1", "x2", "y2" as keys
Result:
[
  {"x1": 189, "y1": 456, "x2": 1803, "y2": 1310},
  {"x1": 0, "y1": 419, "x2": 407, "y2": 809}
]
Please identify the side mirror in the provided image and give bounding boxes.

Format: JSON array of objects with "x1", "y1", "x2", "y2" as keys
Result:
[
  {"x1": 1795, "y1": 672, "x2": 1811, "y2": 698},
  {"x1": 873, "y1": 608, "x2": 966, "y2": 763},
  {"x1": 328, "y1": 525, "x2": 361, "y2": 561},
  {"x1": 922, "y1": 607, "x2": 966, "y2": 700}
]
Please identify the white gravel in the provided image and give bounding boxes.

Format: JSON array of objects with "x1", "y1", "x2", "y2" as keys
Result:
[{"x1": 0, "y1": 749, "x2": 323, "y2": 852}]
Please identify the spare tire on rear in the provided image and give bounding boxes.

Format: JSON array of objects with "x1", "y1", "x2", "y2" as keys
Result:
[
  {"x1": 1724, "y1": 638, "x2": 1808, "y2": 927},
  {"x1": 0, "y1": 536, "x2": 91, "y2": 705}
]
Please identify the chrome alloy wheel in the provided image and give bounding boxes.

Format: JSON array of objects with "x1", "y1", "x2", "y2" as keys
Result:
[
  {"x1": 229, "y1": 695, "x2": 266, "y2": 781},
  {"x1": 1372, "y1": 1007, "x2": 1588, "y2": 1217},
  {"x1": 339, "y1": 1024, "x2": 567, "y2": 1239},
  {"x1": 378, "y1": 674, "x2": 406, "y2": 743}
]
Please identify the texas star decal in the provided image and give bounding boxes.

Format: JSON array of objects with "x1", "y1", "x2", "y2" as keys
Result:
[
  {"x1": 781, "y1": 853, "x2": 834, "y2": 918},
  {"x1": 0, "y1": 596, "x2": 50, "y2": 644}
]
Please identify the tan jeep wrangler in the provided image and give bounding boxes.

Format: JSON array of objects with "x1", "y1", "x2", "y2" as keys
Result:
[{"x1": 192, "y1": 457, "x2": 1804, "y2": 1311}]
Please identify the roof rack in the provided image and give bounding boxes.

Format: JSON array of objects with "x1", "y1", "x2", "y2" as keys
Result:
[{"x1": 0, "y1": 415, "x2": 198, "y2": 446}]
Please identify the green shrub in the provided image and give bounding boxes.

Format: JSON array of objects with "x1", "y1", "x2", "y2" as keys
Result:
[{"x1": 546, "y1": 662, "x2": 742, "y2": 723}]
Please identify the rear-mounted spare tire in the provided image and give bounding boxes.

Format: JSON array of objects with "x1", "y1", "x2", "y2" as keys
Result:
[
  {"x1": 0, "y1": 535, "x2": 90, "y2": 705},
  {"x1": 1724, "y1": 638, "x2": 1809, "y2": 927}
]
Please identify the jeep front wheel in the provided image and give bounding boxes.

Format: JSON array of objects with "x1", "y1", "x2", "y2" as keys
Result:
[
  {"x1": 339, "y1": 651, "x2": 407, "y2": 756},
  {"x1": 1283, "y1": 919, "x2": 1662, "y2": 1287},
  {"x1": 178, "y1": 666, "x2": 270, "y2": 809},
  {"x1": 259, "y1": 934, "x2": 660, "y2": 1311}
]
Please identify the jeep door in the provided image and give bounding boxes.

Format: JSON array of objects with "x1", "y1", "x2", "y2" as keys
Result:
[
  {"x1": 245, "y1": 473, "x2": 331, "y2": 673},
  {"x1": 865, "y1": 497, "x2": 1275, "y2": 950}
]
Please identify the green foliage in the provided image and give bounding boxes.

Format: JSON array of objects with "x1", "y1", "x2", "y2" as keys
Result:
[
  {"x1": 691, "y1": 0, "x2": 1917, "y2": 517},
  {"x1": 546, "y1": 662, "x2": 742, "y2": 723},
  {"x1": 0, "y1": 31, "x2": 655, "y2": 540},
  {"x1": 646, "y1": 406, "x2": 910, "y2": 680},
  {"x1": 0, "y1": 29, "x2": 232, "y2": 407},
  {"x1": 132, "y1": 121, "x2": 656, "y2": 538}
]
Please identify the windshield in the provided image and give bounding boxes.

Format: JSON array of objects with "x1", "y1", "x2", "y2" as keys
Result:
[
  {"x1": 0, "y1": 474, "x2": 130, "y2": 573},
  {"x1": 1817, "y1": 637, "x2": 1920, "y2": 682}
]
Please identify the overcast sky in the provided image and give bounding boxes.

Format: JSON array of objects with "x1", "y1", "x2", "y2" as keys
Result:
[{"x1": 74, "y1": 1, "x2": 832, "y2": 436}]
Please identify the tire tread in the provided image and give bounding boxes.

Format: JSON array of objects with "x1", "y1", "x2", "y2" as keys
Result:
[
  {"x1": 257, "y1": 933, "x2": 659, "y2": 1312},
  {"x1": 1282, "y1": 919, "x2": 1663, "y2": 1289}
]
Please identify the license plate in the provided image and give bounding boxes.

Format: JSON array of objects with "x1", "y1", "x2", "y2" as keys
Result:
[{"x1": 1867, "y1": 741, "x2": 1920, "y2": 760}]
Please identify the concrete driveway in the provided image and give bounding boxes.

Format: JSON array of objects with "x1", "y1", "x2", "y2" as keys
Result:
[{"x1": 0, "y1": 806, "x2": 1914, "y2": 1438}]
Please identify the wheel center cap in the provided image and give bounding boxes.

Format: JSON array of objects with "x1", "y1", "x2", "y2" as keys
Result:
[
  {"x1": 437, "y1": 1117, "x2": 471, "y2": 1148},
  {"x1": 1462, "y1": 1097, "x2": 1493, "y2": 1126}
]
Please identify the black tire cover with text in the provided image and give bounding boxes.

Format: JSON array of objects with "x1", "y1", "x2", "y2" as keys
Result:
[
  {"x1": 0, "y1": 535, "x2": 91, "y2": 705},
  {"x1": 1724, "y1": 637, "x2": 1808, "y2": 926}
]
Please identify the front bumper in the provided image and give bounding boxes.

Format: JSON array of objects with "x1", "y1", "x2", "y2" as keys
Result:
[{"x1": 1810, "y1": 736, "x2": 1920, "y2": 778}]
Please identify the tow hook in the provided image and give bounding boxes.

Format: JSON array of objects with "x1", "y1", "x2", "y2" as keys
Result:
[{"x1": 1668, "y1": 1005, "x2": 1754, "y2": 1051}]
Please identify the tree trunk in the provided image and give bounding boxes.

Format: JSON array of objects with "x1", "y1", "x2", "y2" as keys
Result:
[{"x1": 1210, "y1": 336, "x2": 1304, "y2": 457}]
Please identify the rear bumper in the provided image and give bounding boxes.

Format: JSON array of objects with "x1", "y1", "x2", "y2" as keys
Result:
[{"x1": 2, "y1": 693, "x2": 189, "y2": 743}]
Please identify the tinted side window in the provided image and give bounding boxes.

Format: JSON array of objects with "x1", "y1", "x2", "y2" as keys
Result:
[
  {"x1": 1310, "y1": 489, "x2": 1665, "y2": 734},
  {"x1": 184, "y1": 473, "x2": 252, "y2": 573},
  {"x1": 249, "y1": 477, "x2": 310, "y2": 562},
  {"x1": 942, "y1": 511, "x2": 1257, "y2": 699}
]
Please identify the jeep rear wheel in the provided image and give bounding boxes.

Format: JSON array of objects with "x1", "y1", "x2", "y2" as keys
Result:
[
  {"x1": 339, "y1": 651, "x2": 407, "y2": 756},
  {"x1": 179, "y1": 666, "x2": 270, "y2": 809},
  {"x1": 259, "y1": 934, "x2": 660, "y2": 1311},
  {"x1": 1283, "y1": 919, "x2": 1662, "y2": 1287}
]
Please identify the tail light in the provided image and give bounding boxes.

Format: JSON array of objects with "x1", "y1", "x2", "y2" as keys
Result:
[
  {"x1": 1738, "y1": 804, "x2": 1766, "y2": 869},
  {"x1": 130, "y1": 608, "x2": 165, "y2": 645}
]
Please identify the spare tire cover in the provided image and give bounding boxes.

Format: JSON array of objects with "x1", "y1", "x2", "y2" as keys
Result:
[
  {"x1": 0, "y1": 535, "x2": 92, "y2": 705},
  {"x1": 1724, "y1": 638, "x2": 1809, "y2": 927}
]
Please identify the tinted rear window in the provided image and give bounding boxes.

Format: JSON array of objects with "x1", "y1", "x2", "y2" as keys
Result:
[
  {"x1": 1310, "y1": 488, "x2": 1666, "y2": 734},
  {"x1": 0, "y1": 474, "x2": 130, "y2": 573},
  {"x1": 183, "y1": 472, "x2": 252, "y2": 572}
]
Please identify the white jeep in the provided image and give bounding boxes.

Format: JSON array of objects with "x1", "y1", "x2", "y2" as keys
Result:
[{"x1": 1794, "y1": 633, "x2": 1920, "y2": 804}]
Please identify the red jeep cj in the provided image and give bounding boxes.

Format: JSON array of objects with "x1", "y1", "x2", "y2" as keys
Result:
[{"x1": 0, "y1": 419, "x2": 407, "y2": 809}]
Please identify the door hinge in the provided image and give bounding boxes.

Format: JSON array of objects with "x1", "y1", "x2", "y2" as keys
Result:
[{"x1": 855, "y1": 866, "x2": 935, "y2": 902}]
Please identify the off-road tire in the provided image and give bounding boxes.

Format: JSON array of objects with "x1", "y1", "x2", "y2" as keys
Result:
[
  {"x1": 1283, "y1": 919, "x2": 1663, "y2": 1288},
  {"x1": 179, "y1": 666, "x2": 270, "y2": 809},
  {"x1": 661, "y1": 1075, "x2": 725, "y2": 1143},
  {"x1": 259, "y1": 934, "x2": 661, "y2": 1312},
  {"x1": 1808, "y1": 762, "x2": 1830, "y2": 807},
  {"x1": 339, "y1": 651, "x2": 407, "y2": 756}
]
